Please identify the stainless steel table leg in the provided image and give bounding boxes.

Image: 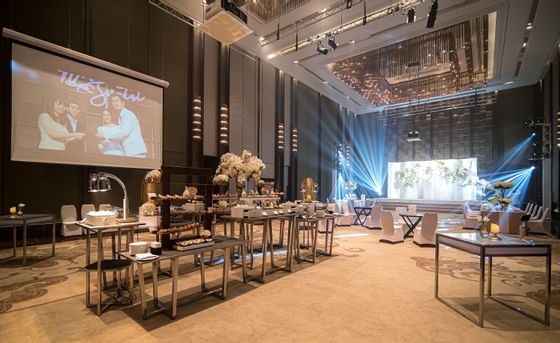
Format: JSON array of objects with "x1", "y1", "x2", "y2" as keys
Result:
[
  {"x1": 488, "y1": 256, "x2": 492, "y2": 296},
  {"x1": 171, "y1": 258, "x2": 179, "y2": 319},
  {"x1": 200, "y1": 252, "x2": 207, "y2": 291},
  {"x1": 261, "y1": 222, "x2": 268, "y2": 282},
  {"x1": 152, "y1": 261, "x2": 159, "y2": 307},
  {"x1": 545, "y1": 248, "x2": 551, "y2": 325},
  {"x1": 239, "y1": 225, "x2": 248, "y2": 283},
  {"x1": 128, "y1": 263, "x2": 134, "y2": 305},
  {"x1": 51, "y1": 215, "x2": 56, "y2": 257},
  {"x1": 479, "y1": 250, "x2": 486, "y2": 327},
  {"x1": 311, "y1": 221, "x2": 318, "y2": 263},
  {"x1": 137, "y1": 263, "x2": 147, "y2": 318},
  {"x1": 329, "y1": 219, "x2": 335, "y2": 255},
  {"x1": 435, "y1": 237, "x2": 439, "y2": 298},
  {"x1": 97, "y1": 232, "x2": 103, "y2": 316},
  {"x1": 22, "y1": 222, "x2": 27, "y2": 265},
  {"x1": 222, "y1": 247, "x2": 231, "y2": 298},
  {"x1": 86, "y1": 227, "x2": 91, "y2": 307},
  {"x1": 269, "y1": 220, "x2": 276, "y2": 268},
  {"x1": 286, "y1": 217, "x2": 294, "y2": 271},
  {"x1": 12, "y1": 226, "x2": 16, "y2": 258}
]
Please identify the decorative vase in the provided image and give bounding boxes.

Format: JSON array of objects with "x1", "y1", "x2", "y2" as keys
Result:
[{"x1": 480, "y1": 223, "x2": 489, "y2": 237}]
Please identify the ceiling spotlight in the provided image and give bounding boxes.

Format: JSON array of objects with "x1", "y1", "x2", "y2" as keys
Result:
[
  {"x1": 317, "y1": 42, "x2": 329, "y2": 55},
  {"x1": 426, "y1": 1, "x2": 438, "y2": 28},
  {"x1": 350, "y1": 39, "x2": 355, "y2": 44},
  {"x1": 293, "y1": 60, "x2": 299, "y2": 64},
  {"x1": 406, "y1": 8, "x2": 416, "y2": 24},
  {"x1": 258, "y1": 36, "x2": 265, "y2": 42},
  {"x1": 328, "y1": 36, "x2": 337, "y2": 50},
  {"x1": 346, "y1": 0, "x2": 353, "y2": 9}
]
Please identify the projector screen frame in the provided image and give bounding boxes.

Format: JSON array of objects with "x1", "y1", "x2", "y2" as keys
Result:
[
  {"x1": 3, "y1": 28, "x2": 169, "y2": 88},
  {"x1": 4, "y1": 28, "x2": 169, "y2": 170}
]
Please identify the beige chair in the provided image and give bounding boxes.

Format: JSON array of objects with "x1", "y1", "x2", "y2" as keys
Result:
[
  {"x1": 60, "y1": 205, "x2": 82, "y2": 237},
  {"x1": 407, "y1": 204, "x2": 417, "y2": 215},
  {"x1": 336, "y1": 200, "x2": 356, "y2": 226},
  {"x1": 364, "y1": 205, "x2": 382, "y2": 229},
  {"x1": 463, "y1": 201, "x2": 479, "y2": 229},
  {"x1": 528, "y1": 207, "x2": 549, "y2": 234},
  {"x1": 98, "y1": 203, "x2": 112, "y2": 211},
  {"x1": 81, "y1": 204, "x2": 96, "y2": 219},
  {"x1": 413, "y1": 212, "x2": 438, "y2": 247},
  {"x1": 379, "y1": 211, "x2": 404, "y2": 244},
  {"x1": 394, "y1": 206, "x2": 408, "y2": 224}
]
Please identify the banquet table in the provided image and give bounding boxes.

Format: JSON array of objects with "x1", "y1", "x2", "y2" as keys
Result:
[
  {"x1": 435, "y1": 232, "x2": 551, "y2": 327},
  {"x1": 353, "y1": 206, "x2": 372, "y2": 226},
  {"x1": 0, "y1": 214, "x2": 56, "y2": 264},
  {"x1": 400, "y1": 214, "x2": 423, "y2": 238}
]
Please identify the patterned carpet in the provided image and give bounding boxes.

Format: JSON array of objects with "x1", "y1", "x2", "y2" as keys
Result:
[{"x1": 0, "y1": 225, "x2": 559, "y2": 342}]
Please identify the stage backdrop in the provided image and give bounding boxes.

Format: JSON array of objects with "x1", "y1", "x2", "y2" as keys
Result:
[{"x1": 388, "y1": 158, "x2": 479, "y2": 201}]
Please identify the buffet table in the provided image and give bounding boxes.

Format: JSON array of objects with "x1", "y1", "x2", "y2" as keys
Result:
[
  {"x1": 435, "y1": 232, "x2": 551, "y2": 327},
  {"x1": 0, "y1": 214, "x2": 56, "y2": 264},
  {"x1": 119, "y1": 236, "x2": 247, "y2": 319},
  {"x1": 78, "y1": 221, "x2": 144, "y2": 315}
]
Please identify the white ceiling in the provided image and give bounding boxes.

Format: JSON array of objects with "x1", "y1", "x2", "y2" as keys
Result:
[{"x1": 164, "y1": 0, "x2": 560, "y2": 114}]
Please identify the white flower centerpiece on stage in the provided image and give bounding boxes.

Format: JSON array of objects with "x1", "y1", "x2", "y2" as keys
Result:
[
  {"x1": 213, "y1": 150, "x2": 265, "y2": 197},
  {"x1": 488, "y1": 181, "x2": 513, "y2": 210}
]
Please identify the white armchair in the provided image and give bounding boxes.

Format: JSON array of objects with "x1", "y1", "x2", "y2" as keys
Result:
[
  {"x1": 364, "y1": 205, "x2": 382, "y2": 229},
  {"x1": 81, "y1": 203, "x2": 95, "y2": 220},
  {"x1": 528, "y1": 208, "x2": 549, "y2": 234},
  {"x1": 413, "y1": 212, "x2": 438, "y2": 247},
  {"x1": 60, "y1": 205, "x2": 82, "y2": 237},
  {"x1": 379, "y1": 211, "x2": 404, "y2": 244},
  {"x1": 336, "y1": 200, "x2": 357, "y2": 226}
]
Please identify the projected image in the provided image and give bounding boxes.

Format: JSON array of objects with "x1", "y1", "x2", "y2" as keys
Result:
[
  {"x1": 11, "y1": 43, "x2": 162, "y2": 169},
  {"x1": 387, "y1": 158, "x2": 480, "y2": 201}
]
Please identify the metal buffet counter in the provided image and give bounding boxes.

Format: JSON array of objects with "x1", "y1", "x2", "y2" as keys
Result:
[
  {"x1": 435, "y1": 232, "x2": 552, "y2": 327},
  {"x1": 119, "y1": 236, "x2": 247, "y2": 319}
]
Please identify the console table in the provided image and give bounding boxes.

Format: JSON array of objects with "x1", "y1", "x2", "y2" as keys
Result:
[
  {"x1": 119, "y1": 236, "x2": 247, "y2": 319},
  {"x1": 78, "y1": 221, "x2": 144, "y2": 315},
  {"x1": 0, "y1": 214, "x2": 56, "y2": 265},
  {"x1": 435, "y1": 232, "x2": 551, "y2": 327}
]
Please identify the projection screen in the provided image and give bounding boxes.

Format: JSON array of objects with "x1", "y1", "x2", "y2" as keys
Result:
[{"x1": 10, "y1": 40, "x2": 164, "y2": 169}]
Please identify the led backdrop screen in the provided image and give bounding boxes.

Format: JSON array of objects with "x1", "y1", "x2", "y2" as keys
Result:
[{"x1": 11, "y1": 43, "x2": 163, "y2": 169}]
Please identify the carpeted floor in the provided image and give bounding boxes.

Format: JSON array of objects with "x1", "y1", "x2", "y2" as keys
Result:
[{"x1": 0, "y1": 220, "x2": 559, "y2": 342}]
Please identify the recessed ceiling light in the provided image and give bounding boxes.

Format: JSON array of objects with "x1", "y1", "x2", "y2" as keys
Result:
[
  {"x1": 293, "y1": 60, "x2": 299, "y2": 64},
  {"x1": 526, "y1": 23, "x2": 533, "y2": 30},
  {"x1": 350, "y1": 40, "x2": 355, "y2": 44},
  {"x1": 320, "y1": 8, "x2": 327, "y2": 13},
  {"x1": 345, "y1": 95, "x2": 350, "y2": 99},
  {"x1": 323, "y1": 81, "x2": 328, "y2": 84},
  {"x1": 267, "y1": 53, "x2": 277, "y2": 59},
  {"x1": 504, "y1": 81, "x2": 515, "y2": 85},
  {"x1": 259, "y1": 36, "x2": 265, "y2": 42},
  {"x1": 522, "y1": 42, "x2": 527, "y2": 48}
]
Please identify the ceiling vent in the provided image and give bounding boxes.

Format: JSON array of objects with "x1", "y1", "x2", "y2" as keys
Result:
[{"x1": 200, "y1": 0, "x2": 252, "y2": 45}]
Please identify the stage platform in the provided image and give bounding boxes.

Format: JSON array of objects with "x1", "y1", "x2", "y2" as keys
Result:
[{"x1": 372, "y1": 198, "x2": 482, "y2": 214}]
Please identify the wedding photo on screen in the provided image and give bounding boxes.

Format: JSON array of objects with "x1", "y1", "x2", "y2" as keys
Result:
[{"x1": 10, "y1": 43, "x2": 163, "y2": 169}]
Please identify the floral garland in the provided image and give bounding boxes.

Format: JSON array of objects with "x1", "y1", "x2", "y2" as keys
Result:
[{"x1": 213, "y1": 150, "x2": 265, "y2": 186}]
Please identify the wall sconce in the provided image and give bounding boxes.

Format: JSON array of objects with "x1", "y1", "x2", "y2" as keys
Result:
[
  {"x1": 291, "y1": 128, "x2": 298, "y2": 152},
  {"x1": 219, "y1": 104, "x2": 229, "y2": 145},
  {"x1": 88, "y1": 172, "x2": 129, "y2": 220},
  {"x1": 192, "y1": 96, "x2": 202, "y2": 140},
  {"x1": 277, "y1": 123, "x2": 285, "y2": 150}
]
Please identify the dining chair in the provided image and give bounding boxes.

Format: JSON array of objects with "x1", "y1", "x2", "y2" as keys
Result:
[
  {"x1": 528, "y1": 207, "x2": 549, "y2": 234},
  {"x1": 379, "y1": 211, "x2": 404, "y2": 244},
  {"x1": 413, "y1": 212, "x2": 438, "y2": 247},
  {"x1": 60, "y1": 205, "x2": 82, "y2": 237},
  {"x1": 81, "y1": 204, "x2": 96, "y2": 219},
  {"x1": 364, "y1": 205, "x2": 382, "y2": 229},
  {"x1": 394, "y1": 206, "x2": 408, "y2": 224}
]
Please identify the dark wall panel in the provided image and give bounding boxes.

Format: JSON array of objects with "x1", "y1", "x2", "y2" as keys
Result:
[
  {"x1": 296, "y1": 82, "x2": 320, "y2": 198},
  {"x1": 319, "y1": 96, "x2": 338, "y2": 201}
]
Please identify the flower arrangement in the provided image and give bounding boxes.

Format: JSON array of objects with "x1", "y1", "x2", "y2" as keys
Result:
[
  {"x1": 488, "y1": 181, "x2": 513, "y2": 209},
  {"x1": 344, "y1": 180, "x2": 357, "y2": 191},
  {"x1": 144, "y1": 169, "x2": 161, "y2": 183},
  {"x1": 213, "y1": 150, "x2": 265, "y2": 186},
  {"x1": 478, "y1": 215, "x2": 490, "y2": 234}
]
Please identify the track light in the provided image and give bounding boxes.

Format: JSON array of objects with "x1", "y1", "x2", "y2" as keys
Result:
[
  {"x1": 406, "y1": 130, "x2": 421, "y2": 142},
  {"x1": 328, "y1": 36, "x2": 337, "y2": 50},
  {"x1": 426, "y1": 0, "x2": 438, "y2": 28},
  {"x1": 406, "y1": 8, "x2": 415, "y2": 23},
  {"x1": 317, "y1": 42, "x2": 328, "y2": 55}
]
